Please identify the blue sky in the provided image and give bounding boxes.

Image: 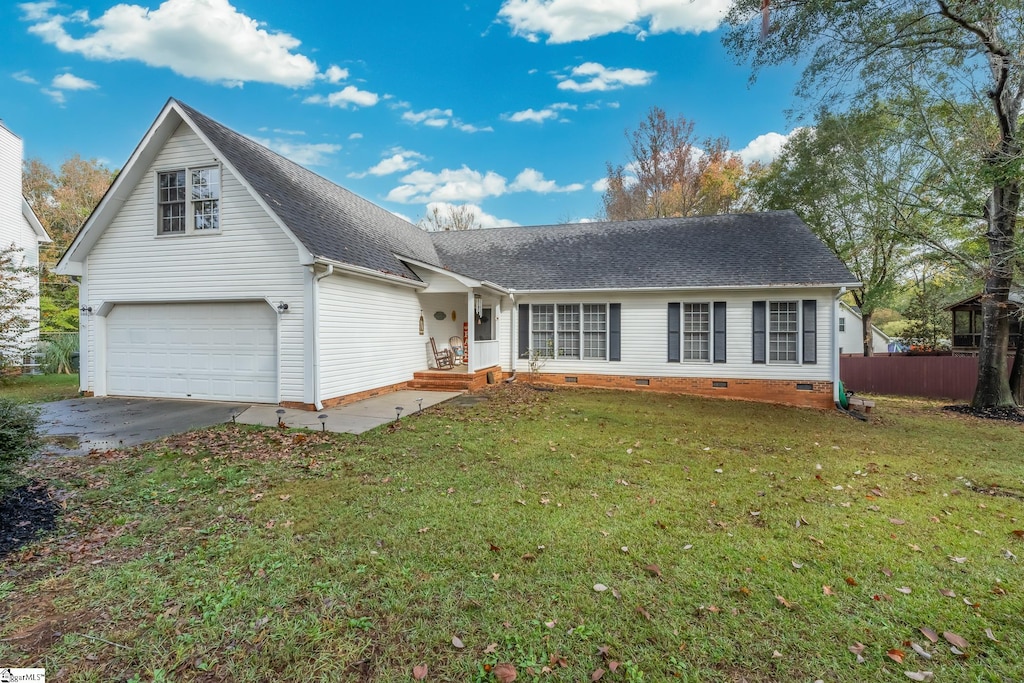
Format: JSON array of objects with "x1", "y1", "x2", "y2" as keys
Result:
[{"x1": 1, "y1": 0, "x2": 803, "y2": 227}]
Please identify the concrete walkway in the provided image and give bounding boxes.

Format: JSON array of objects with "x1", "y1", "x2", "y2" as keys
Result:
[{"x1": 235, "y1": 390, "x2": 463, "y2": 434}]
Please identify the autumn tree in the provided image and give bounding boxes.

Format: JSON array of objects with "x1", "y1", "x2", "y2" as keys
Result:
[
  {"x1": 419, "y1": 203, "x2": 481, "y2": 232},
  {"x1": 747, "y1": 105, "x2": 929, "y2": 355},
  {"x1": 23, "y1": 155, "x2": 115, "y2": 332},
  {"x1": 602, "y1": 107, "x2": 743, "y2": 221},
  {"x1": 725, "y1": 0, "x2": 1024, "y2": 407}
]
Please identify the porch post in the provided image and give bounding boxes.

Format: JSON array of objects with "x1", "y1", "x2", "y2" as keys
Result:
[{"x1": 467, "y1": 290, "x2": 475, "y2": 371}]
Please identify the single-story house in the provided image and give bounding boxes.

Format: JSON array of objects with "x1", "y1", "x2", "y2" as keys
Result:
[
  {"x1": 56, "y1": 99, "x2": 860, "y2": 410},
  {"x1": 838, "y1": 301, "x2": 891, "y2": 355},
  {"x1": 1, "y1": 120, "x2": 50, "y2": 364}
]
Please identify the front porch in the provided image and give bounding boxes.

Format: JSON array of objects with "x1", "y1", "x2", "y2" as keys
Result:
[{"x1": 409, "y1": 364, "x2": 504, "y2": 391}]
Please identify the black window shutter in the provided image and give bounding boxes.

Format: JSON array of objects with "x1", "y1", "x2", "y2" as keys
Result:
[
  {"x1": 609, "y1": 303, "x2": 621, "y2": 361},
  {"x1": 713, "y1": 301, "x2": 727, "y2": 363},
  {"x1": 668, "y1": 303, "x2": 680, "y2": 362},
  {"x1": 752, "y1": 301, "x2": 766, "y2": 364},
  {"x1": 518, "y1": 304, "x2": 530, "y2": 359},
  {"x1": 802, "y1": 299, "x2": 817, "y2": 364}
]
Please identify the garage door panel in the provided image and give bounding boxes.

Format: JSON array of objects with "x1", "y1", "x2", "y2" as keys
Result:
[{"x1": 106, "y1": 302, "x2": 277, "y2": 402}]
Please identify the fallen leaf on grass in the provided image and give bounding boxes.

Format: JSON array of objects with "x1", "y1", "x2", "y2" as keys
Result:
[
  {"x1": 593, "y1": 584, "x2": 608, "y2": 592},
  {"x1": 791, "y1": 561, "x2": 804, "y2": 569},
  {"x1": 591, "y1": 668, "x2": 605, "y2": 681},
  {"x1": 413, "y1": 664, "x2": 428, "y2": 680},
  {"x1": 910, "y1": 642, "x2": 932, "y2": 660},
  {"x1": 645, "y1": 564, "x2": 662, "y2": 577},
  {"x1": 985, "y1": 628, "x2": 999, "y2": 642},
  {"x1": 484, "y1": 643, "x2": 498, "y2": 654},
  {"x1": 919, "y1": 627, "x2": 939, "y2": 643},
  {"x1": 949, "y1": 556, "x2": 968, "y2": 564},
  {"x1": 845, "y1": 577, "x2": 859, "y2": 586},
  {"x1": 890, "y1": 518, "x2": 906, "y2": 525},
  {"x1": 493, "y1": 663, "x2": 517, "y2": 682},
  {"x1": 823, "y1": 585, "x2": 835, "y2": 596},
  {"x1": 849, "y1": 642, "x2": 866, "y2": 664},
  {"x1": 943, "y1": 631, "x2": 968, "y2": 650},
  {"x1": 636, "y1": 606, "x2": 652, "y2": 620},
  {"x1": 451, "y1": 636, "x2": 465, "y2": 649},
  {"x1": 776, "y1": 595, "x2": 795, "y2": 609},
  {"x1": 521, "y1": 553, "x2": 536, "y2": 561},
  {"x1": 608, "y1": 661, "x2": 620, "y2": 672},
  {"x1": 418, "y1": 527, "x2": 430, "y2": 534},
  {"x1": 939, "y1": 588, "x2": 956, "y2": 598},
  {"x1": 1011, "y1": 529, "x2": 1024, "y2": 538},
  {"x1": 881, "y1": 567, "x2": 893, "y2": 577},
  {"x1": 887, "y1": 648, "x2": 906, "y2": 663},
  {"x1": 897, "y1": 587, "x2": 912, "y2": 594},
  {"x1": 905, "y1": 672, "x2": 934, "y2": 682}
]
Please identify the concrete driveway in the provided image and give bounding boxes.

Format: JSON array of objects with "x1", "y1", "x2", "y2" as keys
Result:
[
  {"x1": 37, "y1": 397, "x2": 247, "y2": 455},
  {"x1": 36, "y1": 390, "x2": 465, "y2": 455}
]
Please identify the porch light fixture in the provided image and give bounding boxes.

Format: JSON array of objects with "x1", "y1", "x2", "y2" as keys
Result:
[
  {"x1": 80, "y1": 305, "x2": 93, "y2": 314},
  {"x1": 395, "y1": 406, "x2": 403, "y2": 421},
  {"x1": 276, "y1": 302, "x2": 289, "y2": 312},
  {"x1": 318, "y1": 414, "x2": 328, "y2": 432}
]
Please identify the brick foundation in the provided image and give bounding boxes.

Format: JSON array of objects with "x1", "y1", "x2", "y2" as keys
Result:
[
  {"x1": 526, "y1": 373, "x2": 835, "y2": 410},
  {"x1": 280, "y1": 379, "x2": 411, "y2": 411}
]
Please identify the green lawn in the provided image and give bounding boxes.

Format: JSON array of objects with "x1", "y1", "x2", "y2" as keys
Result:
[
  {"x1": 0, "y1": 373, "x2": 80, "y2": 403},
  {"x1": 3, "y1": 386, "x2": 1023, "y2": 682}
]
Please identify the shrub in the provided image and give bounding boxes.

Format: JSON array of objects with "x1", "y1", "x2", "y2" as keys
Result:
[
  {"x1": 40, "y1": 333, "x2": 79, "y2": 374},
  {"x1": 0, "y1": 398, "x2": 41, "y2": 495}
]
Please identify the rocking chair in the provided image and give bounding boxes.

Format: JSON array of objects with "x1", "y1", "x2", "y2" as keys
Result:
[
  {"x1": 430, "y1": 337, "x2": 453, "y2": 370},
  {"x1": 449, "y1": 335, "x2": 465, "y2": 366}
]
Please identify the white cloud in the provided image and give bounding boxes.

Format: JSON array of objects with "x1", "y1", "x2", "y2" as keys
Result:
[
  {"x1": 390, "y1": 210, "x2": 414, "y2": 224},
  {"x1": 42, "y1": 88, "x2": 65, "y2": 104},
  {"x1": 504, "y1": 107, "x2": 559, "y2": 124},
  {"x1": 249, "y1": 136, "x2": 341, "y2": 166},
  {"x1": 591, "y1": 177, "x2": 609, "y2": 192},
  {"x1": 736, "y1": 130, "x2": 801, "y2": 165},
  {"x1": 401, "y1": 106, "x2": 492, "y2": 133},
  {"x1": 12, "y1": 70, "x2": 38, "y2": 84},
  {"x1": 304, "y1": 85, "x2": 379, "y2": 109},
  {"x1": 498, "y1": 0, "x2": 731, "y2": 43},
  {"x1": 509, "y1": 168, "x2": 584, "y2": 194},
  {"x1": 348, "y1": 132, "x2": 363, "y2": 140},
  {"x1": 387, "y1": 166, "x2": 508, "y2": 204},
  {"x1": 20, "y1": 0, "x2": 320, "y2": 87},
  {"x1": 557, "y1": 62, "x2": 655, "y2": 92},
  {"x1": 324, "y1": 64, "x2": 348, "y2": 84},
  {"x1": 424, "y1": 201, "x2": 519, "y2": 229},
  {"x1": 349, "y1": 148, "x2": 426, "y2": 178},
  {"x1": 51, "y1": 72, "x2": 97, "y2": 90}
]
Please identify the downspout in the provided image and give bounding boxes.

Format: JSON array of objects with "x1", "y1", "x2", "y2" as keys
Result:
[{"x1": 312, "y1": 263, "x2": 334, "y2": 410}]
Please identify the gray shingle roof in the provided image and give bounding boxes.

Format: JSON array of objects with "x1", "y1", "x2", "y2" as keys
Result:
[
  {"x1": 429, "y1": 212, "x2": 858, "y2": 290},
  {"x1": 176, "y1": 100, "x2": 439, "y2": 281}
]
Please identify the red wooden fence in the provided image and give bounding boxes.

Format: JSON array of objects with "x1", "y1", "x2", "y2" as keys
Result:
[{"x1": 839, "y1": 355, "x2": 1014, "y2": 401}]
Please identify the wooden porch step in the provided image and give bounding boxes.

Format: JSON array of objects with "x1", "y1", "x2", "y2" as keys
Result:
[{"x1": 411, "y1": 366, "x2": 503, "y2": 392}]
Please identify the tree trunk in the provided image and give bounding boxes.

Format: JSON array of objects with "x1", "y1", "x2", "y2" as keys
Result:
[
  {"x1": 971, "y1": 182, "x2": 1020, "y2": 407},
  {"x1": 861, "y1": 310, "x2": 874, "y2": 357},
  {"x1": 1010, "y1": 337, "x2": 1023, "y2": 406}
]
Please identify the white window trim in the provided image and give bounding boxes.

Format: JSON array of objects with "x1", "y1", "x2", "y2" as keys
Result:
[
  {"x1": 681, "y1": 301, "x2": 712, "y2": 364},
  {"x1": 530, "y1": 303, "x2": 609, "y2": 361},
  {"x1": 155, "y1": 164, "x2": 222, "y2": 236},
  {"x1": 767, "y1": 300, "x2": 800, "y2": 365}
]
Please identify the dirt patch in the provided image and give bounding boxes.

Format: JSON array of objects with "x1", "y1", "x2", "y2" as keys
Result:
[
  {"x1": 0, "y1": 481, "x2": 60, "y2": 560},
  {"x1": 943, "y1": 404, "x2": 1024, "y2": 423}
]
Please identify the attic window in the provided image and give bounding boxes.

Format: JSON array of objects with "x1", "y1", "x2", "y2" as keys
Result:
[{"x1": 158, "y1": 166, "x2": 220, "y2": 235}]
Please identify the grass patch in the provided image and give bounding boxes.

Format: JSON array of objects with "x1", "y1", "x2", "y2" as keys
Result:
[
  {"x1": 2, "y1": 387, "x2": 1023, "y2": 682},
  {"x1": 0, "y1": 373, "x2": 80, "y2": 403}
]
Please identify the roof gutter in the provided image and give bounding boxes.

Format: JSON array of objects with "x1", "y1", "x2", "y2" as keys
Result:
[
  {"x1": 510, "y1": 282, "x2": 863, "y2": 294},
  {"x1": 315, "y1": 257, "x2": 425, "y2": 289}
]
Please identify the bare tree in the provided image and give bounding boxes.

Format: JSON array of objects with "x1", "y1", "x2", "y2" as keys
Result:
[{"x1": 419, "y1": 204, "x2": 482, "y2": 232}]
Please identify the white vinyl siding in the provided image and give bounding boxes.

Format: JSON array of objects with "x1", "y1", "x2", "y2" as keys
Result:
[
  {"x1": 0, "y1": 124, "x2": 42, "y2": 348},
  {"x1": 508, "y1": 289, "x2": 835, "y2": 382},
  {"x1": 318, "y1": 274, "x2": 425, "y2": 400},
  {"x1": 82, "y1": 122, "x2": 305, "y2": 401}
]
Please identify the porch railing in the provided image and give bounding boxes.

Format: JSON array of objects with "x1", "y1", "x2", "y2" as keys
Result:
[{"x1": 472, "y1": 340, "x2": 500, "y2": 371}]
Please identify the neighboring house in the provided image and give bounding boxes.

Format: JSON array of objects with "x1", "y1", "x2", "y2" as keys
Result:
[
  {"x1": 0, "y1": 120, "x2": 50, "y2": 363},
  {"x1": 837, "y1": 301, "x2": 891, "y2": 355},
  {"x1": 946, "y1": 291, "x2": 1023, "y2": 356},
  {"x1": 56, "y1": 100, "x2": 859, "y2": 410}
]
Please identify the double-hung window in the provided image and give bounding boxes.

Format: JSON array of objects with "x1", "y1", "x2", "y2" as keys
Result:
[
  {"x1": 682, "y1": 303, "x2": 710, "y2": 361},
  {"x1": 530, "y1": 304, "x2": 608, "y2": 360},
  {"x1": 157, "y1": 166, "x2": 220, "y2": 235},
  {"x1": 769, "y1": 301, "x2": 799, "y2": 362}
]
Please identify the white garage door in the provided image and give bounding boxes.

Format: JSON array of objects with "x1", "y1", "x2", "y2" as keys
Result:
[{"x1": 106, "y1": 302, "x2": 277, "y2": 402}]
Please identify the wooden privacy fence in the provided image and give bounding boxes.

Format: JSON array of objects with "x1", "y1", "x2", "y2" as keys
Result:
[{"x1": 840, "y1": 355, "x2": 1014, "y2": 401}]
